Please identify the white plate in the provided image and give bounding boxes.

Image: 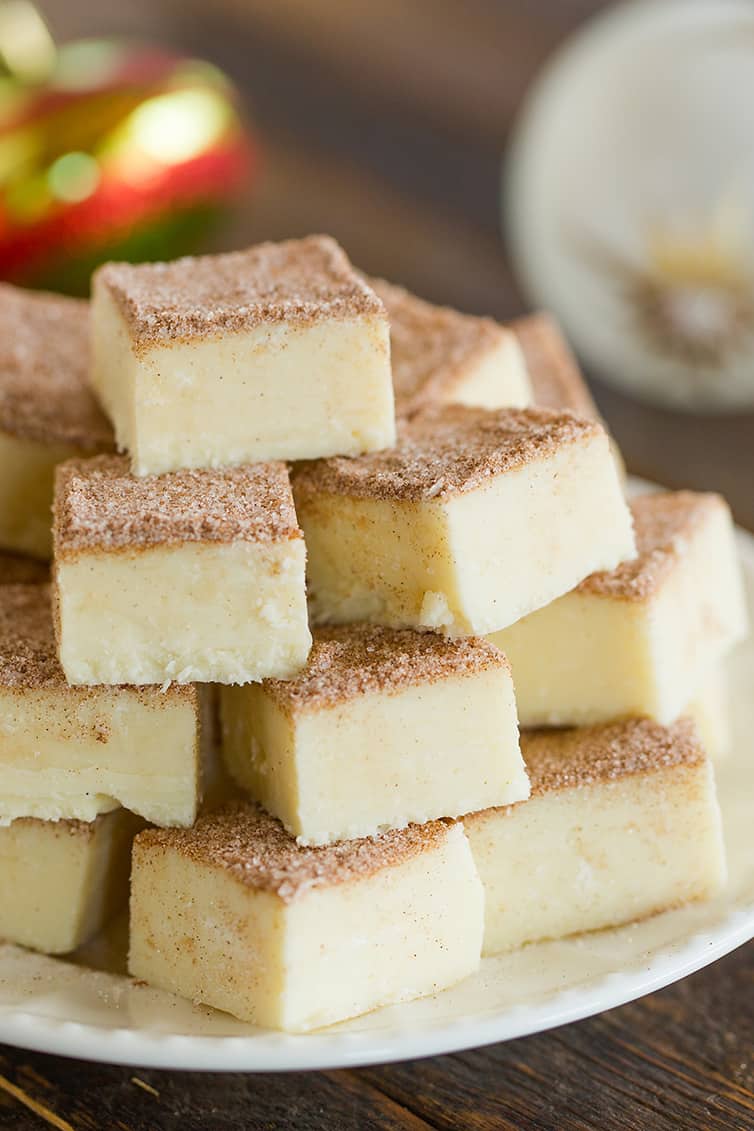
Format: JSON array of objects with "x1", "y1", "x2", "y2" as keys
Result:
[{"x1": 0, "y1": 522, "x2": 752, "y2": 1072}]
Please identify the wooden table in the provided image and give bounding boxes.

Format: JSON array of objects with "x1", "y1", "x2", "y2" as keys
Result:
[{"x1": 1, "y1": 2, "x2": 752, "y2": 1126}]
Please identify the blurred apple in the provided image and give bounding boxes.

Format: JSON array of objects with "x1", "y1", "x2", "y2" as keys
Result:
[{"x1": 0, "y1": 15, "x2": 257, "y2": 293}]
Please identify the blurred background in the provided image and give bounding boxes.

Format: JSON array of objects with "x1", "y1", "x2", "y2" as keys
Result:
[{"x1": 3, "y1": 0, "x2": 754, "y2": 524}]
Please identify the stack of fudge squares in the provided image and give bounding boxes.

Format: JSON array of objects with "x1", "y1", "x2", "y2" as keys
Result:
[{"x1": 0, "y1": 235, "x2": 747, "y2": 1032}]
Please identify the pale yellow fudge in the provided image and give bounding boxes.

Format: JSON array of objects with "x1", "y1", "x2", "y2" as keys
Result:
[
  {"x1": 0, "y1": 284, "x2": 113, "y2": 558},
  {"x1": 53, "y1": 456, "x2": 311, "y2": 685},
  {"x1": 0, "y1": 584, "x2": 201, "y2": 826},
  {"x1": 490, "y1": 492, "x2": 747, "y2": 727},
  {"x1": 370, "y1": 277, "x2": 531, "y2": 417},
  {"x1": 0, "y1": 550, "x2": 48, "y2": 585},
  {"x1": 293, "y1": 405, "x2": 635, "y2": 636},
  {"x1": 688, "y1": 666, "x2": 730, "y2": 761},
  {"x1": 129, "y1": 803, "x2": 483, "y2": 1031},
  {"x1": 91, "y1": 236, "x2": 395, "y2": 475},
  {"x1": 221, "y1": 625, "x2": 528, "y2": 844},
  {"x1": 464, "y1": 718, "x2": 726, "y2": 955},
  {"x1": 0, "y1": 809, "x2": 141, "y2": 954}
]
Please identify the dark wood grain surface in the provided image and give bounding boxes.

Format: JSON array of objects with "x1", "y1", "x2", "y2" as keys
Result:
[{"x1": 1, "y1": 2, "x2": 752, "y2": 1127}]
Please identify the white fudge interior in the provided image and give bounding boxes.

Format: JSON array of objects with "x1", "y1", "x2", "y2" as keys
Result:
[
  {"x1": 0, "y1": 809, "x2": 139, "y2": 953},
  {"x1": 492, "y1": 497, "x2": 747, "y2": 726},
  {"x1": 436, "y1": 335, "x2": 531, "y2": 411},
  {"x1": 465, "y1": 759, "x2": 725, "y2": 955},
  {"x1": 300, "y1": 425, "x2": 634, "y2": 636},
  {"x1": 0, "y1": 685, "x2": 200, "y2": 826},
  {"x1": 129, "y1": 821, "x2": 483, "y2": 1031},
  {"x1": 220, "y1": 662, "x2": 528, "y2": 844},
  {"x1": 56, "y1": 540, "x2": 312, "y2": 686},
  {"x1": 91, "y1": 285, "x2": 395, "y2": 476}
]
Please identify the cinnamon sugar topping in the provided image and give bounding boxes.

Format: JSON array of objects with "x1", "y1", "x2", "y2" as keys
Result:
[
  {"x1": 98, "y1": 236, "x2": 384, "y2": 348},
  {"x1": 54, "y1": 455, "x2": 302, "y2": 554},
  {"x1": 263, "y1": 624, "x2": 508, "y2": 713},
  {"x1": 293, "y1": 405, "x2": 600, "y2": 503},
  {"x1": 0, "y1": 284, "x2": 113, "y2": 448},
  {"x1": 579, "y1": 491, "x2": 724, "y2": 601},
  {"x1": 13, "y1": 811, "x2": 119, "y2": 839},
  {"x1": 137, "y1": 801, "x2": 451, "y2": 903},
  {"x1": 371, "y1": 277, "x2": 515, "y2": 417},
  {"x1": 521, "y1": 717, "x2": 704, "y2": 797},
  {"x1": 512, "y1": 313, "x2": 600, "y2": 419},
  {"x1": 0, "y1": 584, "x2": 64, "y2": 688}
]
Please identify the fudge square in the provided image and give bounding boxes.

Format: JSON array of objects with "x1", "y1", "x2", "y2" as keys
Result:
[
  {"x1": 0, "y1": 283, "x2": 113, "y2": 558},
  {"x1": 370, "y1": 277, "x2": 531, "y2": 418},
  {"x1": 220, "y1": 624, "x2": 529, "y2": 845},
  {"x1": 0, "y1": 809, "x2": 141, "y2": 954},
  {"x1": 129, "y1": 802, "x2": 483, "y2": 1031},
  {"x1": 490, "y1": 491, "x2": 747, "y2": 727},
  {"x1": 53, "y1": 456, "x2": 311, "y2": 685},
  {"x1": 0, "y1": 585, "x2": 201, "y2": 826},
  {"x1": 463, "y1": 718, "x2": 726, "y2": 955},
  {"x1": 91, "y1": 236, "x2": 395, "y2": 475},
  {"x1": 293, "y1": 405, "x2": 635, "y2": 636}
]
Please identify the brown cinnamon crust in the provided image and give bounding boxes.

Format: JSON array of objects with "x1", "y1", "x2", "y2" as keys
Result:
[
  {"x1": 293, "y1": 405, "x2": 600, "y2": 503},
  {"x1": 512, "y1": 313, "x2": 600, "y2": 420},
  {"x1": 370, "y1": 277, "x2": 518, "y2": 417},
  {"x1": 0, "y1": 584, "x2": 71, "y2": 688},
  {"x1": 578, "y1": 491, "x2": 725, "y2": 601},
  {"x1": 54, "y1": 455, "x2": 302, "y2": 555},
  {"x1": 135, "y1": 801, "x2": 452, "y2": 903},
  {"x1": 522, "y1": 717, "x2": 704, "y2": 796},
  {"x1": 0, "y1": 551, "x2": 48, "y2": 586},
  {"x1": 262, "y1": 623, "x2": 509, "y2": 713},
  {"x1": 0, "y1": 583, "x2": 196, "y2": 703},
  {"x1": 465, "y1": 718, "x2": 705, "y2": 826},
  {"x1": 96, "y1": 236, "x2": 385, "y2": 349},
  {"x1": 0, "y1": 284, "x2": 114, "y2": 449},
  {"x1": 9, "y1": 810, "x2": 122, "y2": 840}
]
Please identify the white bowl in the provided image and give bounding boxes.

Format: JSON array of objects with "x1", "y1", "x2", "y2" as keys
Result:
[{"x1": 505, "y1": 0, "x2": 754, "y2": 411}]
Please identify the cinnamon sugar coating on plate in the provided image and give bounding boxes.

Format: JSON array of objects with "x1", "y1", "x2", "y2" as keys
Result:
[
  {"x1": 54, "y1": 455, "x2": 302, "y2": 555},
  {"x1": 262, "y1": 624, "x2": 509, "y2": 714},
  {"x1": 0, "y1": 551, "x2": 48, "y2": 586},
  {"x1": 137, "y1": 801, "x2": 451, "y2": 903},
  {"x1": 578, "y1": 491, "x2": 723, "y2": 601},
  {"x1": 0, "y1": 583, "x2": 196, "y2": 701},
  {"x1": 521, "y1": 717, "x2": 704, "y2": 797},
  {"x1": 370, "y1": 277, "x2": 512, "y2": 417},
  {"x1": 511, "y1": 313, "x2": 599, "y2": 419},
  {"x1": 293, "y1": 405, "x2": 599, "y2": 503},
  {"x1": 0, "y1": 284, "x2": 113, "y2": 448},
  {"x1": 97, "y1": 236, "x2": 385, "y2": 349}
]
